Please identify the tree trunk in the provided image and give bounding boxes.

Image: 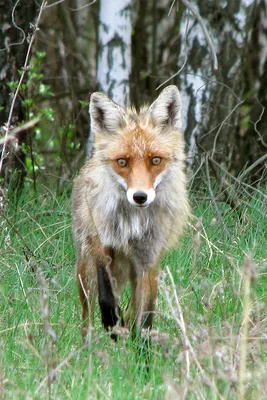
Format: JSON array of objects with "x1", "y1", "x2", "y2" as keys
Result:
[
  {"x1": 173, "y1": 0, "x2": 266, "y2": 182},
  {"x1": 87, "y1": 0, "x2": 132, "y2": 156},
  {"x1": 239, "y1": 0, "x2": 267, "y2": 183},
  {"x1": 97, "y1": 0, "x2": 132, "y2": 105},
  {"x1": 132, "y1": 0, "x2": 266, "y2": 184}
]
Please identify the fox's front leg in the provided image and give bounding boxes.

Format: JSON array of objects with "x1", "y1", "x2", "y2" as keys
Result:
[
  {"x1": 97, "y1": 250, "x2": 119, "y2": 331},
  {"x1": 77, "y1": 254, "x2": 97, "y2": 339},
  {"x1": 77, "y1": 240, "x2": 122, "y2": 340},
  {"x1": 131, "y1": 266, "x2": 158, "y2": 332}
]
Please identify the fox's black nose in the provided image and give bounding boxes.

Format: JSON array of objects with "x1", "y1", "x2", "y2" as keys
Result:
[{"x1": 133, "y1": 191, "x2": 147, "y2": 204}]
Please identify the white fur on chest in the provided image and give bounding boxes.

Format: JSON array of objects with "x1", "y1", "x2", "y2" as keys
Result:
[{"x1": 93, "y1": 196, "x2": 155, "y2": 250}]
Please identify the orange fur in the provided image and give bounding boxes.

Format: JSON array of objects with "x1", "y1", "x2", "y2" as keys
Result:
[{"x1": 72, "y1": 86, "x2": 190, "y2": 338}]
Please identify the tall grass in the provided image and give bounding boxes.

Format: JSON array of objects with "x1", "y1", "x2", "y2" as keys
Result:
[{"x1": 0, "y1": 184, "x2": 267, "y2": 399}]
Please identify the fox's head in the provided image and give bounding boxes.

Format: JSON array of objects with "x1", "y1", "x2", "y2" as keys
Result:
[{"x1": 89, "y1": 86, "x2": 184, "y2": 208}]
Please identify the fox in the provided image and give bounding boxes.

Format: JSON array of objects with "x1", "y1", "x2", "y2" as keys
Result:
[{"x1": 72, "y1": 85, "x2": 190, "y2": 340}]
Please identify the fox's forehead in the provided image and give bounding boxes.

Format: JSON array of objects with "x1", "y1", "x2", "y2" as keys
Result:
[{"x1": 115, "y1": 124, "x2": 163, "y2": 159}]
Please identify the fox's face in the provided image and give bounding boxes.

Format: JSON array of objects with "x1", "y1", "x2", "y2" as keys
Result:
[
  {"x1": 111, "y1": 153, "x2": 166, "y2": 208},
  {"x1": 90, "y1": 86, "x2": 183, "y2": 208}
]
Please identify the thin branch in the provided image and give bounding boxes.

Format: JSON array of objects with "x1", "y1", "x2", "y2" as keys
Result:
[
  {"x1": 0, "y1": 0, "x2": 26, "y2": 52},
  {"x1": 252, "y1": 99, "x2": 267, "y2": 148},
  {"x1": 156, "y1": 54, "x2": 188, "y2": 90},
  {"x1": 44, "y1": 0, "x2": 65, "y2": 9},
  {"x1": 238, "y1": 153, "x2": 267, "y2": 182},
  {"x1": 205, "y1": 156, "x2": 231, "y2": 238},
  {"x1": 158, "y1": 0, "x2": 217, "y2": 89},
  {"x1": 179, "y1": 0, "x2": 218, "y2": 70},
  {"x1": 211, "y1": 158, "x2": 267, "y2": 201},
  {"x1": 160, "y1": 267, "x2": 224, "y2": 400},
  {"x1": 0, "y1": 0, "x2": 46, "y2": 173},
  {"x1": 0, "y1": 118, "x2": 40, "y2": 146},
  {"x1": 157, "y1": 8, "x2": 190, "y2": 90},
  {"x1": 168, "y1": 0, "x2": 176, "y2": 16},
  {"x1": 68, "y1": 0, "x2": 97, "y2": 12},
  {"x1": 209, "y1": 158, "x2": 241, "y2": 212},
  {"x1": 211, "y1": 100, "x2": 244, "y2": 159},
  {"x1": 165, "y1": 266, "x2": 190, "y2": 379}
]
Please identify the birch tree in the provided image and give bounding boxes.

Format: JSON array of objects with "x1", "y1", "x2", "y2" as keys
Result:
[
  {"x1": 132, "y1": 0, "x2": 267, "y2": 182},
  {"x1": 97, "y1": 0, "x2": 132, "y2": 105},
  {"x1": 88, "y1": 0, "x2": 132, "y2": 156}
]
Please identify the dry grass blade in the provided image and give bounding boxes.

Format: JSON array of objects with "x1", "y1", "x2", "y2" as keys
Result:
[
  {"x1": 238, "y1": 254, "x2": 255, "y2": 400},
  {"x1": 160, "y1": 266, "x2": 225, "y2": 400}
]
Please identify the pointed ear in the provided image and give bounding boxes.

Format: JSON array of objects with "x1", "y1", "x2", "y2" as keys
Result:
[
  {"x1": 149, "y1": 85, "x2": 182, "y2": 130},
  {"x1": 89, "y1": 92, "x2": 125, "y2": 134}
]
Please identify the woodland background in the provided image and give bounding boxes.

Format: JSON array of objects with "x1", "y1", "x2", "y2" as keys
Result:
[{"x1": 1, "y1": 0, "x2": 267, "y2": 193}]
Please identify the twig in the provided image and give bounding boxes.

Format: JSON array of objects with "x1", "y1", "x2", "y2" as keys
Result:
[
  {"x1": 158, "y1": 0, "x2": 218, "y2": 89},
  {"x1": 0, "y1": 118, "x2": 40, "y2": 146},
  {"x1": 156, "y1": 54, "x2": 188, "y2": 91},
  {"x1": 37, "y1": 267, "x2": 57, "y2": 397},
  {"x1": 0, "y1": 0, "x2": 26, "y2": 52},
  {"x1": 165, "y1": 266, "x2": 190, "y2": 379},
  {"x1": 211, "y1": 158, "x2": 267, "y2": 201},
  {"x1": 44, "y1": 0, "x2": 65, "y2": 8},
  {"x1": 68, "y1": 0, "x2": 97, "y2": 12},
  {"x1": 238, "y1": 153, "x2": 267, "y2": 182},
  {"x1": 160, "y1": 267, "x2": 224, "y2": 400},
  {"x1": 252, "y1": 99, "x2": 267, "y2": 148},
  {"x1": 0, "y1": 0, "x2": 46, "y2": 173},
  {"x1": 180, "y1": 0, "x2": 218, "y2": 70},
  {"x1": 205, "y1": 156, "x2": 231, "y2": 238},
  {"x1": 157, "y1": 7, "x2": 190, "y2": 90},
  {"x1": 209, "y1": 158, "x2": 240, "y2": 211},
  {"x1": 211, "y1": 100, "x2": 244, "y2": 159},
  {"x1": 15, "y1": 263, "x2": 32, "y2": 312}
]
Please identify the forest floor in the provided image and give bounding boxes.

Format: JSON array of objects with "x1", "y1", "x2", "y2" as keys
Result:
[{"x1": 1, "y1": 183, "x2": 267, "y2": 399}]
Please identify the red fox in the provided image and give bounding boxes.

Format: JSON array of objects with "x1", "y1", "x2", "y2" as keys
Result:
[{"x1": 72, "y1": 85, "x2": 189, "y2": 339}]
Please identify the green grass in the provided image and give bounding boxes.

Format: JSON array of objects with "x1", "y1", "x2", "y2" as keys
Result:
[{"x1": 1, "y1": 185, "x2": 267, "y2": 399}]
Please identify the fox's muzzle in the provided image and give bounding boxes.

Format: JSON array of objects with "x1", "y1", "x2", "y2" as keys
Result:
[{"x1": 127, "y1": 188, "x2": 156, "y2": 207}]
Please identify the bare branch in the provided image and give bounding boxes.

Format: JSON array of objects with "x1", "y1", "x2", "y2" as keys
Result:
[
  {"x1": 205, "y1": 156, "x2": 231, "y2": 238},
  {"x1": 238, "y1": 153, "x2": 267, "y2": 182},
  {"x1": 0, "y1": 118, "x2": 40, "y2": 146},
  {"x1": 0, "y1": 0, "x2": 26, "y2": 52},
  {"x1": 212, "y1": 160, "x2": 266, "y2": 198},
  {"x1": 252, "y1": 98, "x2": 267, "y2": 148},
  {"x1": 157, "y1": 7, "x2": 190, "y2": 90},
  {"x1": 157, "y1": 1, "x2": 217, "y2": 90},
  {"x1": 179, "y1": 0, "x2": 218, "y2": 70},
  {"x1": 68, "y1": 0, "x2": 97, "y2": 12},
  {"x1": 44, "y1": 0, "x2": 65, "y2": 9},
  {"x1": 211, "y1": 100, "x2": 244, "y2": 159},
  {"x1": 156, "y1": 54, "x2": 188, "y2": 91}
]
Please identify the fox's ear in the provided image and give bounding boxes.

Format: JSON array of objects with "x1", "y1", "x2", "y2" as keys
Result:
[
  {"x1": 89, "y1": 92, "x2": 125, "y2": 134},
  {"x1": 149, "y1": 85, "x2": 182, "y2": 130}
]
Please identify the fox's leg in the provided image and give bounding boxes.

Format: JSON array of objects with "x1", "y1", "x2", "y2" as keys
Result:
[
  {"x1": 95, "y1": 245, "x2": 124, "y2": 339},
  {"x1": 77, "y1": 255, "x2": 97, "y2": 340},
  {"x1": 131, "y1": 265, "x2": 158, "y2": 331}
]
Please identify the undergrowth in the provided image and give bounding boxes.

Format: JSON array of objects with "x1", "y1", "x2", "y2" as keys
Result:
[{"x1": 0, "y1": 184, "x2": 267, "y2": 399}]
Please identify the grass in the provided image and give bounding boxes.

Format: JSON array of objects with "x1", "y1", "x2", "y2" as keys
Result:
[{"x1": 0, "y1": 183, "x2": 267, "y2": 399}]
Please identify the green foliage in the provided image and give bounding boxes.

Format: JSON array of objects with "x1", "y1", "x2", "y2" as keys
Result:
[
  {"x1": 1, "y1": 188, "x2": 267, "y2": 399},
  {"x1": 79, "y1": 100, "x2": 90, "y2": 108},
  {"x1": 5, "y1": 51, "x2": 83, "y2": 190}
]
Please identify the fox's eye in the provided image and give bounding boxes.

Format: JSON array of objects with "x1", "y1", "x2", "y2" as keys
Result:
[
  {"x1": 117, "y1": 158, "x2": 128, "y2": 167},
  {"x1": 151, "y1": 157, "x2": 162, "y2": 166}
]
